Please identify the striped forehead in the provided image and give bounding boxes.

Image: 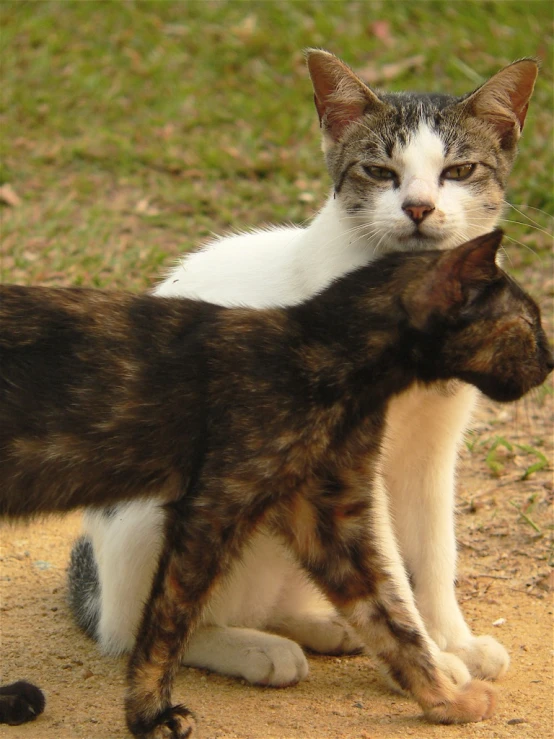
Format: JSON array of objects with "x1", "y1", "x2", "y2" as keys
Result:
[{"x1": 392, "y1": 122, "x2": 446, "y2": 178}]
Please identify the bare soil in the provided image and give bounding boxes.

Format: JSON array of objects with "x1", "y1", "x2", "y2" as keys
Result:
[{"x1": 1, "y1": 390, "x2": 552, "y2": 739}]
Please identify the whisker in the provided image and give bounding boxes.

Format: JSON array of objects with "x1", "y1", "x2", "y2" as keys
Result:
[
  {"x1": 503, "y1": 200, "x2": 554, "y2": 232},
  {"x1": 498, "y1": 219, "x2": 554, "y2": 239},
  {"x1": 501, "y1": 234, "x2": 543, "y2": 261}
]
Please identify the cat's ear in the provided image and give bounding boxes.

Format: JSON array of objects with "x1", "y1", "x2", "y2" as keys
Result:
[
  {"x1": 462, "y1": 59, "x2": 538, "y2": 147},
  {"x1": 405, "y1": 230, "x2": 504, "y2": 329},
  {"x1": 305, "y1": 49, "x2": 385, "y2": 146}
]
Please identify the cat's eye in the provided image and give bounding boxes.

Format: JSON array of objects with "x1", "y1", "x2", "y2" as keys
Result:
[
  {"x1": 363, "y1": 165, "x2": 398, "y2": 182},
  {"x1": 442, "y1": 163, "x2": 476, "y2": 181}
]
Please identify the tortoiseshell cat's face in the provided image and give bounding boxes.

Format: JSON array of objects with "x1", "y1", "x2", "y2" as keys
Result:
[
  {"x1": 307, "y1": 51, "x2": 538, "y2": 254},
  {"x1": 396, "y1": 231, "x2": 553, "y2": 401},
  {"x1": 446, "y1": 278, "x2": 553, "y2": 402}
]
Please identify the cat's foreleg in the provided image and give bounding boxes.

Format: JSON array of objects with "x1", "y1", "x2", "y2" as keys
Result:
[
  {"x1": 124, "y1": 492, "x2": 271, "y2": 738},
  {"x1": 275, "y1": 477, "x2": 495, "y2": 724},
  {"x1": 384, "y1": 384, "x2": 509, "y2": 680},
  {"x1": 124, "y1": 511, "x2": 199, "y2": 739}
]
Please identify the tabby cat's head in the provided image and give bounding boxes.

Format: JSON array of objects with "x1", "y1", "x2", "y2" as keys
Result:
[
  {"x1": 399, "y1": 230, "x2": 553, "y2": 402},
  {"x1": 306, "y1": 50, "x2": 538, "y2": 254}
]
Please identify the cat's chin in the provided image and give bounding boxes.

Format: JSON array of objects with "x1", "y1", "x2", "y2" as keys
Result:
[{"x1": 388, "y1": 232, "x2": 445, "y2": 252}]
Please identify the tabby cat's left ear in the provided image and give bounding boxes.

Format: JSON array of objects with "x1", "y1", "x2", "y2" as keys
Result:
[
  {"x1": 405, "y1": 230, "x2": 503, "y2": 329},
  {"x1": 305, "y1": 49, "x2": 386, "y2": 147},
  {"x1": 462, "y1": 59, "x2": 538, "y2": 148}
]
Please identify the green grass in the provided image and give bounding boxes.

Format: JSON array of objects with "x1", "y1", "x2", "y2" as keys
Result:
[
  {"x1": 1, "y1": 0, "x2": 553, "y2": 289},
  {"x1": 466, "y1": 433, "x2": 551, "y2": 479}
]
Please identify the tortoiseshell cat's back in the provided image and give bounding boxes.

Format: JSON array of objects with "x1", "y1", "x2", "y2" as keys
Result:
[{"x1": 1, "y1": 232, "x2": 552, "y2": 736}]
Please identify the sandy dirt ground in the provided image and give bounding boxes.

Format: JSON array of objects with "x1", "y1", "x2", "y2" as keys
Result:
[{"x1": 1, "y1": 392, "x2": 553, "y2": 739}]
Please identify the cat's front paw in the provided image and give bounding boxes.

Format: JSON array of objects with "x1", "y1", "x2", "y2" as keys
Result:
[
  {"x1": 450, "y1": 635, "x2": 509, "y2": 680},
  {"x1": 127, "y1": 703, "x2": 196, "y2": 739},
  {"x1": 244, "y1": 638, "x2": 309, "y2": 686},
  {"x1": 423, "y1": 678, "x2": 496, "y2": 724}
]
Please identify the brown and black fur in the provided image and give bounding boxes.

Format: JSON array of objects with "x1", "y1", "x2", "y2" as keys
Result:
[{"x1": 1, "y1": 232, "x2": 552, "y2": 737}]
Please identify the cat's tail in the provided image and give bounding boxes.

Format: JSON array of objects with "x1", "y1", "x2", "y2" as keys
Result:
[
  {"x1": 67, "y1": 536, "x2": 101, "y2": 641},
  {"x1": 0, "y1": 681, "x2": 46, "y2": 725}
]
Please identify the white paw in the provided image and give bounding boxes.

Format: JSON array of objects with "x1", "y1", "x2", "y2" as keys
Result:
[
  {"x1": 436, "y1": 651, "x2": 472, "y2": 686},
  {"x1": 299, "y1": 618, "x2": 364, "y2": 655},
  {"x1": 243, "y1": 638, "x2": 309, "y2": 687},
  {"x1": 450, "y1": 635, "x2": 510, "y2": 680}
]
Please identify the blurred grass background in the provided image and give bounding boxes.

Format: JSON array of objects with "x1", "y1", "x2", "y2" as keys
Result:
[{"x1": 1, "y1": 0, "x2": 552, "y2": 290}]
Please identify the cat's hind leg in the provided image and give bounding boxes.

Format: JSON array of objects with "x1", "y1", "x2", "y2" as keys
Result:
[
  {"x1": 267, "y1": 566, "x2": 363, "y2": 655},
  {"x1": 73, "y1": 501, "x2": 166, "y2": 655},
  {"x1": 184, "y1": 626, "x2": 308, "y2": 686},
  {"x1": 125, "y1": 490, "x2": 275, "y2": 738}
]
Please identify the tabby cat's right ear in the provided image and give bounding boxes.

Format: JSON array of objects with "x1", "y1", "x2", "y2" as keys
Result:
[
  {"x1": 305, "y1": 49, "x2": 385, "y2": 147},
  {"x1": 462, "y1": 59, "x2": 538, "y2": 148}
]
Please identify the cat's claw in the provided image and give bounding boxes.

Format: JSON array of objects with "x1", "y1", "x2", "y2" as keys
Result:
[
  {"x1": 450, "y1": 635, "x2": 509, "y2": 680},
  {"x1": 423, "y1": 679, "x2": 496, "y2": 724}
]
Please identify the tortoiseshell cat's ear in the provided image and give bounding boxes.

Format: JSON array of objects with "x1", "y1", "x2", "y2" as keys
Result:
[
  {"x1": 404, "y1": 230, "x2": 504, "y2": 329},
  {"x1": 461, "y1": 59, "x2": 538, "y2": 146},
  {"x1": 305, "y1": 49, "x2": 385, "y2": 145}
]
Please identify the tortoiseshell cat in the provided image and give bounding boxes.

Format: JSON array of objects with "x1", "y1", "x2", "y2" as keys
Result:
[
  {"x1": 1, "y1": 232, "x2": 552, "y2": 736},
  {"x1": 70, "y1": 50, "x2": 539, "y2": 688}
]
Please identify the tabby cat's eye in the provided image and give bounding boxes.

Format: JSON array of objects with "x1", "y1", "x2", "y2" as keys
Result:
[
  {"x1": 442, "y1": 163, "x2": 476, "y2": 181},
  {"x1": 363, "y1": 165, "x2": 397, "y2": 182}
]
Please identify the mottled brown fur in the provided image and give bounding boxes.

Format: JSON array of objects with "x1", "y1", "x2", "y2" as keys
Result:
[{"x1": 1, "y1": 232, "x2": 552, "y2": 737}]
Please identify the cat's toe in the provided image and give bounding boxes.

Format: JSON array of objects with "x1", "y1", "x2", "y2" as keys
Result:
[
  {"x1": 435, "y1": 651, "x2": 471, "y2": 686},
  {"x1": 244, "y1": 639, "x2": 309, "y2": 687},
  {"x1": 127, "y1": 704, "x2": 196, "y2": 739},
  {"x1": 450, "y1": 635, "x2": 509, "y2": 680},
  {"x1": 381, "y1": 651, "x2": 470, "y2": 697},
  {"x1": 301, "y1": 617, "x2": 363, "y2": 655}
]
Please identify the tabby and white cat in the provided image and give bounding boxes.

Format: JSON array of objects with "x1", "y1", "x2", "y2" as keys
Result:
[{"x1": 68, "y1": 50, "x2": 538, "y2": 689}]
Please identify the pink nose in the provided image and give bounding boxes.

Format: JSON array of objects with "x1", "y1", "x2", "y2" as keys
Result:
[{"x1": 402, "y1": 201, "x2": 435, "y2": 224}]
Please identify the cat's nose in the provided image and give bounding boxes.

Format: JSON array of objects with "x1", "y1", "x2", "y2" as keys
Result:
[{"x1": 402, "y1": 201, "x2": 435, "y2": 224}]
